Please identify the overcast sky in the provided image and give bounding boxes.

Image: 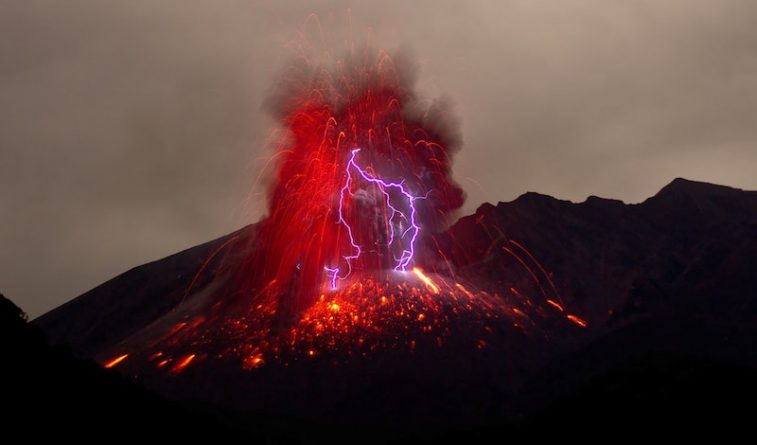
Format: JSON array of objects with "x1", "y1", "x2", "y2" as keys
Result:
[{"x1": 2, "y1": 0, "x2": 757, "y2": 317}]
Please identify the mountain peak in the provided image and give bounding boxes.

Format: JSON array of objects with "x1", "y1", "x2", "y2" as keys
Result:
[
  {"x1": 638, "y1": 178, "x2": 757, "y2": 223},
  {"x1": 654, "y1": 178, "x2": 745, "y2": 199}
]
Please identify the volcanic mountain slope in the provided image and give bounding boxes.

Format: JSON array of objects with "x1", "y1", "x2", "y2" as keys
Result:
[
  {"x1": 0, "y1": 293, "x2": 250, "y2": 440},
  {"x1": 437, "y1": 177, "x2": 757, "y2": 337},
  {"x1": 34, "y1": 178, "x2": 757, "y2": 431}
]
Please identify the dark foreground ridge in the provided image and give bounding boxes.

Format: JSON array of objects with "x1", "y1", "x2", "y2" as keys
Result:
[
  {"x1": 9, "y1": 178, "x2": 757, "y2": 441},
  {"x1": 4, "y1": 292, "x2": 755, "y2": 441},
  {"x1": 0, "y1": 294, "x2": 248, "y2": 440}
]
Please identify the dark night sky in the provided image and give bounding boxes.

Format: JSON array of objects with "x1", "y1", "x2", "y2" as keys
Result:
[{"x1": 2, "y1": 0, "x2": 757, "y2": 317}]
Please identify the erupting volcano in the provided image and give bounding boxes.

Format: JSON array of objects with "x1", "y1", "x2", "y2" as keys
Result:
[
  {"x1": 69, "y1": 47, "x2": 585, "y2": 382},
  {"x1": 15, "y1": 8, "x2": 757, "y2": 440},
  {"x1": 30, "y1": 45, "x2": 624, "y2": 432}
]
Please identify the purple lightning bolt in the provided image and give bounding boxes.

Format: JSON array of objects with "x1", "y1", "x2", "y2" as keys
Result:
[{"x1": 325, "y1": 148, "x2": 422, "y2": 289}]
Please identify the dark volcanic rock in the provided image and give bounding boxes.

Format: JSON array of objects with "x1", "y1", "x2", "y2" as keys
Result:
[
  {"x1": 437, "y1": 178, "x2": 757, "y2": 335},
  {"x1": 34, "y1": 226, "x2": 255, "y2": 356},
  {"x1": 32, "y1": 178, "x2": 757, "y2": 432}
]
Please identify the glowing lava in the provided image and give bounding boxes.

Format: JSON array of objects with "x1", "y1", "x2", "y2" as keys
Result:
[
  {"x1": 412, "y1": 267, "x2": 440, "y2": 294},
  {"x1": 103, "y1": 354, "x2": 128, "y2": 369},
  {"x1": 169, "y1": 354, "x2": 196, "y2": 375}
]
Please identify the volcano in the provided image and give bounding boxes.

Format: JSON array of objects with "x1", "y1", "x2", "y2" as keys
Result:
[{"x1": 34, "y1": 178, "x2": 757, "y2": 435}]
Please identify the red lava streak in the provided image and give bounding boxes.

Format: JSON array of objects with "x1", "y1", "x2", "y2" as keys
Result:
[
  {"x1": 567, "y1": 314, "x2": 588, "y2": 328},
  {"x1": 169, "y1": 354, "x2": 196, "y2": 375},
  {"x1": 103, "y1": 354, "x2": 128, "y2": 369}
]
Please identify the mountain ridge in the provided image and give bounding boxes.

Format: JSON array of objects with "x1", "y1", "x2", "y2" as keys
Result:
[
  {"x1": 36, "y1": 177, "x2": 756, "y2": 357},
  {"x1": 31, "y1": 177, "x2": 757, "y2": 429}
]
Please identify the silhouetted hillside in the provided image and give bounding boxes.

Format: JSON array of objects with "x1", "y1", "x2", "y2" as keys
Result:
[
  {"x1": 5, "y1": 290, "x2": 756, "y2": 441},
  {"x1": 25, "y1": 178, "x2": 757, "y2": 441},
  {"x1": 527, "y1": 352, "x2": 756, "y2": 432},
  {"x1": 1, "y1": 293, "x2": 249, "y2": 440}
]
